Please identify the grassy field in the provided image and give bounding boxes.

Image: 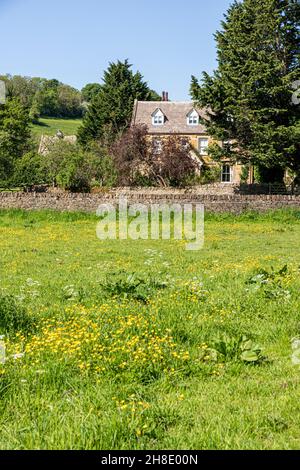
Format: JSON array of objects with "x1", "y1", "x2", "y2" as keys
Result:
[
  {"x1": 31, "y1": 118, "x2": 82, "y2": 137},
  {"x1": 1, "y1": 208, "x2": 300, "y2": 450}
]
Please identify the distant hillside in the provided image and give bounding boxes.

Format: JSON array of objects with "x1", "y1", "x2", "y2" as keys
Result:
[{"x1": 31, "y1": 118, "x2": 82, "y2": 137}]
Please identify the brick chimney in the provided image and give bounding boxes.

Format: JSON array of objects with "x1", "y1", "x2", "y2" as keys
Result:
[{"x1": 162, "y1": 91, "x2": 169, "y2": 101}]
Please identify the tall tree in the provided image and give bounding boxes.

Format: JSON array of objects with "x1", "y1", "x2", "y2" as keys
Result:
[
  {"x1": 81, "y1": 83, "x2": 102, "y2": 102},
  {"x1": 191, "y1": 0, "x2": 300, "y2": 180},
  {"x1": 78, "y1": 60, "x2": 153, "y2": 146},
  {"x1": 0, "y1": 75, "x2": 84, "y2": 120},
  {"x1": 0, "y1": 98, "x2": 31, "y2": 183}
]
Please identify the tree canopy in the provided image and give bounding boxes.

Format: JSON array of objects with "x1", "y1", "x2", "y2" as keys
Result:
[
  {"x1": 191, "y1": 0, "x2": 300, "y2": 179},
  {"x1": 0, "y1": 75, "x2": 84, "y2": 120},
  {"x1": 81, "y1": 83, "x2": 102, "y2": 102},
  {"x1": 77, "y1": 60, "x2": 155, "y2": 146},
  {"x1": 0, "y1": 98, "x2": 31, "y2": 183}
]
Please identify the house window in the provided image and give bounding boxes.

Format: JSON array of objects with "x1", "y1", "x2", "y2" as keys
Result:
[
  {"x1": 221, "y1": 164, "x2": 233, "y2": 183},
  {"x1": 198, "y1": 138, "x2": 209, "y2": 155},
  {"x1": 152, "y1": 109, "x2": 164, "y2": 126},
  {"x1": 187, "y1": 109, "x2": 199, "y2": 126},
  {"x1": 152, "y1": 138, "x2": 162, "y2": 154}
]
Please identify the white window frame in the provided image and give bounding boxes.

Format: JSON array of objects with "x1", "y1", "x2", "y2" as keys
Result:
[
  {"x1": 221, "y1": 164, "x2": 233, "y2": 183},
  {"x1": 187, "y1": 109, "x2": 199, "y2": 126},
  {"x1": 198, "y1": 137, "x2": 209, "y2": 155},
  {"x1": 152, "y1": 109, "x2": 164, "y2": 126}
]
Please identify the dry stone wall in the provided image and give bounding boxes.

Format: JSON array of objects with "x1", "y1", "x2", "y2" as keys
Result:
[{"x1": 1, "y1": 190, "x2": 300, "y2": 214}]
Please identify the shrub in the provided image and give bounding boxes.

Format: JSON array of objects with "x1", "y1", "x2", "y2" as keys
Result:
[
  {"x1": 111, "y1": 126, "x2": 199, "y2": 187},
  {"x1": 199, "y1": 165, "x2": 221, "y2": 184},
  {"x1": 85, "y1": 142, "x2": 117, "y2": 188},
  {"x1": 111, "y1": 124, "x2": 150, "y2": 186},
  {"x1": 45, "y1": 140, "x2": 116, "y2": 192},
  {"x1": 155, "y1": 136, "x2": 199, "y2": 187},
  {"x1": 12, "y1": 152, "x2": 46, "y2": 190},
  {"x1": 240, "y1": 164, "x2": 250, "y2": 183}
]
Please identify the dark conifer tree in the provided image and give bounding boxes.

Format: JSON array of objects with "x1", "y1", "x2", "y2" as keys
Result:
[
  {"x1": 78, "y1": 60, "x2": 153, "y2": 146},
  {"x1": 191, "y1": 0, "x2": 300, "y2": 180}
]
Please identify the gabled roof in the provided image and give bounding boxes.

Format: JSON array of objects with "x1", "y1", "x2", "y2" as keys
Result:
[
  {"x1": 186, "y1": 108, "x2": 199, "y2": 117},
  {"x1": 132, "y1": 100, "x2": 207, "y2": 134},
  {"x1": 151, "y1": 107, "x2": 164, "y2": 117}
]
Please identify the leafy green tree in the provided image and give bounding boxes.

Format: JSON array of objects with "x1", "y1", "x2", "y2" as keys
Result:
[
  {"x1": 81, "y1": 83, "x2": 102, "y2": 102},
  {"x1": 0, "y1": 75, "x2": 84, "y2": 120},
  {"x1": 191, "y1": 0, "x2": 300, "y2": 180},
  {"x1": 12, "y1": 152, "x2": 46, "y2": 189},
  {"x1": 0, "y1": 98, "x2": 31, "y2": 183},
  {"x1": 0, "y1": 75, "x2": 40, "y2": 109},
  {"x1": 78, "y1": 60, "x2": 153, "y2": 146},
  {"x1": 85, "y1": 142, "x2": 117, "y2": 187},
  {"x1": 149, "y1": 89, "x2": 162, "y2": 101},
  {"x1": 44, "y1": 140, "x2": 116, "y2": 191},
  {"x1": 43, "y1": 141, "x2": 89, "y2": 191},
  {"x1": 33, "y1": 80, "x2": 83, "y2": 118},
  {"x1": 57, "y1": 84, "x2": 83, "y2": 118}
]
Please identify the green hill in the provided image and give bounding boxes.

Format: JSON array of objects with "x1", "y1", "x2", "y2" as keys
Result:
[{"x1": 31, "y1": 118, "x2": 82, "y2": 137}]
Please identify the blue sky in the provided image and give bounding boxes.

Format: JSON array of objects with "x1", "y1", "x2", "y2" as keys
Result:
[{"x1": 0, "y1": 0, "x2": 232, "y2": 100}]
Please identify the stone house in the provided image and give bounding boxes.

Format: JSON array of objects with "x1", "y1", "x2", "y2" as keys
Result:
[{"x1": 131, "y1": 94, "x2": 250, "y2": 184}]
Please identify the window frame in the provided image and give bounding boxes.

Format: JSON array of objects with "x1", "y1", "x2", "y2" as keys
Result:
[
  {"x1": 152, "y1": 109, "x2": 164, "y2": 126},
  {"x1": 187, "y1": 109, "x2": 199, "y2": 126},
  {"x1": 198, "y1": 137, "x2": 209, "y2": 155},
  {"x1": 221, "y1": 164, "x2": 233, "y2": 183}
]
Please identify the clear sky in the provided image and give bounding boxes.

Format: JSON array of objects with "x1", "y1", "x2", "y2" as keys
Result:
[{"x1": 0, "y1": 0, "x2": 232, "y2": 100}]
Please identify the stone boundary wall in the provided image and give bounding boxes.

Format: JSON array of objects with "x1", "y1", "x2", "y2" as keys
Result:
[{"x1": 1, "y1": 190, "x2": 300, "y2": 214}]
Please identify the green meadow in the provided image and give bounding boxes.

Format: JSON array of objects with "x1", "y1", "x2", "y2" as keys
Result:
[
  {"x1": 31, "y1": 118, "x2": 82, "y2": 137},
  {"x1": 1, "y1": 208, "x2": 300, "y2": 450}
]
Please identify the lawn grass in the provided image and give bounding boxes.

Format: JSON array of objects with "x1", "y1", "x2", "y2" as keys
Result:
[
  {"x1": 1, "y1": 208, "x2": 300, "y2": 450},
  {"x1": 31, "y1": 117, "x2": 82, "y2": 137}
]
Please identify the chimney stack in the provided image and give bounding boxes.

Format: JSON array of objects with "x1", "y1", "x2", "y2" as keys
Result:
[{"x1": 162, "y1": 91, "x2": 169, "y2": 101}]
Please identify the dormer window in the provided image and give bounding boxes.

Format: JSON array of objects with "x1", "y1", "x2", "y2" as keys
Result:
[
  {"x1": 152, "y1": 108, "x2": 164, "y2": 126},
  {"x1": 187, "y1": 109, "x2": 199, "y2": 126}
]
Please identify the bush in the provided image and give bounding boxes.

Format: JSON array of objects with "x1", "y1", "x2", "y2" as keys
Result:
[
  {"x1": 240, "y1": 165, "x2": 250, "y2": 183},
  {"x1": 0, "y1": 293, "x2": 36, "y2": 335},
  {"x1": 199, "y1": 165, "x2": 221, "y2": 184},
  {"x1": 86, "y1": 142, "x2": 117, "y2": 188},
  {"x1": 111, "y1": 126, "x2": 199, "y2": 187},
  {"x1": 12, "y1": 152, "x2": 46, "y2": 189},
  {"x1": 45, "y1": 140, "x2": 116, "y2": 192},
  {"x1": 55, "y1": 148, "x2": 91, "y2": 192},
  {"x1": 111, "y1": 124, "x2": 150, "y2": 186}
]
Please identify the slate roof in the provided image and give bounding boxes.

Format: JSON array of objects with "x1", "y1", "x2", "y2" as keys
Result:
[
  {"x1": 38, "y1": 134, "x2": 77, "y2": 155},
  {"x1": 131, "y1": 100, "x2": 208, "y2": 134}
]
